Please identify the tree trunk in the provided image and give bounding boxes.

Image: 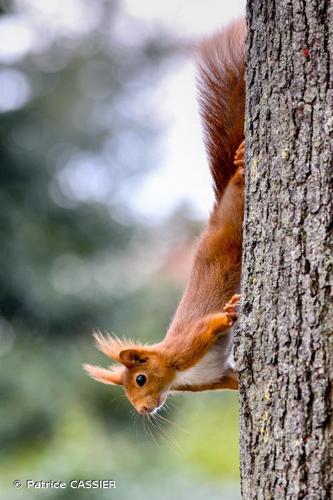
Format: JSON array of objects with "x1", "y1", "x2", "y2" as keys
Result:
[{"x1": 234, "y1": 1, "x2": 332, "y2": 498}]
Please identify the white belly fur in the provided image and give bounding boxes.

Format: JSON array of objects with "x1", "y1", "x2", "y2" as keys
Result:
[{"x1": 172, "y1": 333, "x2": 234, "y2": 387}]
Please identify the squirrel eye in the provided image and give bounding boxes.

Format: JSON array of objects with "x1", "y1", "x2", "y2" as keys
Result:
[{"x1": 136, "y1": 374, "x2": 146, "y2": 387}]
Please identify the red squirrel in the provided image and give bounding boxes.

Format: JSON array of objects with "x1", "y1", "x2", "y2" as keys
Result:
[{"x1": 84, "y1": 20, "x2": 246, "y2": 414}]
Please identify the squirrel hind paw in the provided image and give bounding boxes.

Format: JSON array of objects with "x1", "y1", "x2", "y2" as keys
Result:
[
  {"x1": 232, "y1": 165, "x2": 244, "y2": 187},
  {"x1": 232, "y1": 140, "x2": 245, "y2": 188},
  {"x1": 234, "y1": 141, "x2": 245, "y2": 162},
  {"x1": 223, "y1": 294, "x2": 241, "y2": 319}
]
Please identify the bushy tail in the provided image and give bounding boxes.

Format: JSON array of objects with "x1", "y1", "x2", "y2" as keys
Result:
[{"x1": 197, "y1": 19, "x2": 246, "y2": 201}]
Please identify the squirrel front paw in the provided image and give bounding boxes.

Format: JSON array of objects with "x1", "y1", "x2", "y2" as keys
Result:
[{"x1": 223, "y1": 294, "x2": 241, "y2": 323}]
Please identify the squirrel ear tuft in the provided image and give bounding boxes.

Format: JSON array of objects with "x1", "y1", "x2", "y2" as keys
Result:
[
  {"x1": 83, "y1": 364, "x2": 123, "y2": 386},
  {"x1": 119, "y1": 349, "x2": 148, "y2": 368},
  {"x1": 93, "y1": 331, "x2": 126, "y2": 362}
]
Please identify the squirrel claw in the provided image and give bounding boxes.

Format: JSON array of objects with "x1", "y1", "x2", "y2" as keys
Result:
[
  {"x1": 234, "y1": 141, "x2": 245, "y2": 168},
  {"x1": 234, "y1": 140, "x2": 245, "y2": 158},
  {"x1": 223, "y1": 294, "x2": 241, "y2": 322},
  {"x1": 233, "y1": 142, "x2": 245, "y2": 186}
]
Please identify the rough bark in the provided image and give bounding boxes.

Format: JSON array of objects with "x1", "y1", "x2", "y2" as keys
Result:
[{"x1": 234, "y1": 1, "x2": 333, "y2": 498}]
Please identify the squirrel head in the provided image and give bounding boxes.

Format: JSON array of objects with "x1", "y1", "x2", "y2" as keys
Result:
[{"x1": 83, "y1": 332, "x2": 175, "y2": 414}]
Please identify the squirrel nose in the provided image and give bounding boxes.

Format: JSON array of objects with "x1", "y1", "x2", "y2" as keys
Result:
[{"x1": 139, "y1": 406, "x2": 153, "y2": 414}]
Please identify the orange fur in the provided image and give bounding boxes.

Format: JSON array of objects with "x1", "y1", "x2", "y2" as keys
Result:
[
  {"x1": 84, "y1": 19, "x2": 246, "y2": 414},
  {"x1": 198, "y1": 21, "x2": 245, "y2": 201}
]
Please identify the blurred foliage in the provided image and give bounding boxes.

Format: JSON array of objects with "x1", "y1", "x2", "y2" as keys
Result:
[
  {"x1": 0, "y1": 0, "x2": 180, "y2": 336},
  {"x1": 0, "y1": 1, "x2": 240, "y2": 499}
]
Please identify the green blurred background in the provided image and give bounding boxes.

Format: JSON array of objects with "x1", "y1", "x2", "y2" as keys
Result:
[{"x1": 0, "y1": 1, "x2": 241, "y2": 498}]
